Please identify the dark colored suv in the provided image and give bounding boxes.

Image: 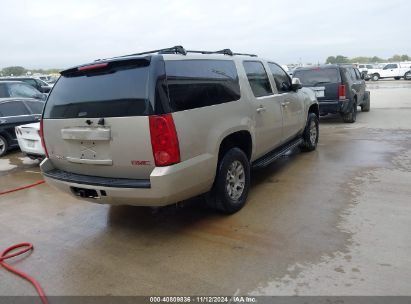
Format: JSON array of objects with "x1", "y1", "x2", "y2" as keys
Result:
[
  {"x1": 0, "y1": 77, "x2": 52, "y2": 93},
  {"x1": 293, "y1": 65, "x2": 370, "y2": 123},
  {"x1": 0, "y1": 81, "x2": 47, "y2": 100},
  {"x1": 0, "y1": 98, "x2": 44, "y2": 156}
]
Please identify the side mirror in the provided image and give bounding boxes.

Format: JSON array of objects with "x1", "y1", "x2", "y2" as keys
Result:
[{"x1": 291, "y1": 78, "x2": 302, "y2": 91}]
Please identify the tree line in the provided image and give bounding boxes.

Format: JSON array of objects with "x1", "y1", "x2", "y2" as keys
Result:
[
  {"x1": 326, "y1": 54, "x2": 410, "y2": 64},
  {"x1": 0, "y1": 66, "x2": 60, "y2": 77}
]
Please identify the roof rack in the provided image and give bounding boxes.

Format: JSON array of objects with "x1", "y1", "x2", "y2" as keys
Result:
[
  {"x1": 96, "y1": 46, "x2": 257, "y2": 61},
  {"x1": 184, "y1": 48, "x2": 257, "y2": 57}
]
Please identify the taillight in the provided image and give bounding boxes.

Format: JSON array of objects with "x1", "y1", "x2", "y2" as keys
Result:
[
  {"x1": 149, "y1": 114, "x2": 180, "y2": 166},
  {"x1": 39, "y1": 119, "x2": 49, "y2": 158},
  {"x1": 338, "y1": 84, "x2": 346, "y2": 100},
  {"x1": 15, "y1": 127, "x2": 21, "y2": 135}
]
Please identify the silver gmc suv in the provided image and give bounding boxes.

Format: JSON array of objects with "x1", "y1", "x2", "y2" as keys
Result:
[{"x1": 40, "y1": 46, "x2": 319, "y2": 214}]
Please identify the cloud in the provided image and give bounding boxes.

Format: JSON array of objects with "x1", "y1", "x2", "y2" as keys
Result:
[{"x1": 0, "y1": 0, "x2": 410, "y2": 68}]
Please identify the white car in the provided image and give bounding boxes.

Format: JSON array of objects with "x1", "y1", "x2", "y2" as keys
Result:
[{"x1": 15, "y1": 122, "x2": 45, "y2": 160}]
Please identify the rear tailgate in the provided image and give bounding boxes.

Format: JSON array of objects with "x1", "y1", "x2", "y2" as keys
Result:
[
  {"x1": 16, "y1": 123, "x2": 44, "y2": 153},
  {"x1": 293, "y1": 68, "x2": 341, "y2": 101},
  {"x1": 42, "y1": 58, "x2": 156, "y2": 180}
]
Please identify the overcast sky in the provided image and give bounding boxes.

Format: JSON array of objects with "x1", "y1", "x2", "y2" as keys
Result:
[{"x1": 1, "y1": 0, "x2": 410, "y2": 69}]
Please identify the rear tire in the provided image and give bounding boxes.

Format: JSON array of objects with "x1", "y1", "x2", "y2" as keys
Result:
[
  {"x1": 300, "y1": 113, "x2": 319, "y2": 152},
  {"x1": 206, "y1": 148, "x2": 250, "y2": 214},
  {"x1": 404, "y1": 72, "x2": 411, "y2": 80},
  {"x1": 372, "y1": 74, "x2": 379, "y2": 81},
  {"x1": 394, "y1": 77, "x2": 401, "y2": 80},
  {"x1": 342, "y1": 100, "x2": 357, "y2": 123},
  {"x1": 0, "y1": 135, "x2": 8, "y2": 157},
  {"x1": 361, "y1": 91, "x2": 370, "y2": 112}
]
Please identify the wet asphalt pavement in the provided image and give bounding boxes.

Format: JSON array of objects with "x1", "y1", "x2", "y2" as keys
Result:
[{"x1": 0, "y1": 80, "x2": 410, "y2": 296}]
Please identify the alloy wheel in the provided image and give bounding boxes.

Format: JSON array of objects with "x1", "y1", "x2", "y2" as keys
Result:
[{"x1": 225, "y1": 160, "x2": 245, "y2": 201}]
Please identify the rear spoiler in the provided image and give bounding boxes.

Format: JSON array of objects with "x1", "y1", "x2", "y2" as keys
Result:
[{"x1": 60, "y1": 57, "x2": 151, "y2": 77}]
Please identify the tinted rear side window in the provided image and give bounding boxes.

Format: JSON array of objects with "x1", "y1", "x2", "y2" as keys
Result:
[
  {"x1": 0, "y1": 101, "x2": 30, "y2": 117},
  {"x1": 243, "y1": 61, "x2": 273, "y2": 97},
  {"x1": 44, "y1": 60, "x2": 151, "y2": 119},
  {"x1": 165, "y1": 60, "x2": 241, "y2": 111},
  {"x1": 293, "y1": 68, "x2": 341, "y2": 85}
]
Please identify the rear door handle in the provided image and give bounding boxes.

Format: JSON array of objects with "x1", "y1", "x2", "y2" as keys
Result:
[{"x1": 256, "y1": 106, "x2": 266, "y2": 113}]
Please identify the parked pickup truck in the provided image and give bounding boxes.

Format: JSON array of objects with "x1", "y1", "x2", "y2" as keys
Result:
[{"x1": 368, "y1": 62, "x2": 411, "y2": 81}]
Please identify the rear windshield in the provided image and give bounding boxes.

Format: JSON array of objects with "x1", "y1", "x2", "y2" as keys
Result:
[
  {"x1": 43, "y1": 60, "x2": 151, "y2": 119},
  {"x1": 293, "y1": 68, "x2": 341, "y2": 85}
]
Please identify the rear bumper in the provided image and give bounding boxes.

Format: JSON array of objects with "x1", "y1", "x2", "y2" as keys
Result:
[
  {"x1": 16, "y1": 137, "x2": 45, "y2": 156},
  {"x1": 319, "y1": 99, "x2": 351, "y2": 114},
  {"x1": 40, "y1": 154, "x2": 216, "y2": 207}
]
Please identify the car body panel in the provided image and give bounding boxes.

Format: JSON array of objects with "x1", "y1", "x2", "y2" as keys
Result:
[
  {"x1": 40, "y1": 53, "x2": 318, "y2": 206},
  {"x1": 0, "y1": 98, "x2": 44, "y2": 154},
  {"x1": 16, "y1": 122, "x2": 45, "y2": 157}
]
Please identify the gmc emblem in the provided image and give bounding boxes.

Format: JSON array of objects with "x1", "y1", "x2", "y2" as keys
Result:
[{"x1": 131, "y1": 160, "x2": 150, "y2": 166}]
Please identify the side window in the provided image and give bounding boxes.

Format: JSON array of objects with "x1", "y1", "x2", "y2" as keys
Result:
[
  {"x1": 0, "y1": 84, "x2": 9, "y2": 98},
  {"x1": 384, "y1": 64, "x2": 397, "y2": 70},
  {"x1": 165, "y1": 59, "x2": 241, "y2": 111},
  {"x1": 23, "y1": 79, "x2": 38, "y2": 88},
  {"x1": 25, "y1": 100, "x2": 45, "y2": 114},
  {"x1": 8, "y1": 83, "x2": 39, "y2": 98},
  {"x1": 0, "y1": 101, "x2": 30, "y2": 117},
  {"x1": 243, "y1": 61, "x2": 273, "y2": 97},
  {"x1": 268, "y1": 63, "x2": 292, "y2": 93},
  {"x1": 354, "y1": 68, "x2": 361, "y2": 80},
  {"x1": 348, "y1": 68, "x2": 357, "y2": 81}
]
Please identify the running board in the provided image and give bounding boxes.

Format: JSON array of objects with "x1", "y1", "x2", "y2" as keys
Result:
[{"x1": 252, "y1": 138, "x2": 303, "y2": 169}]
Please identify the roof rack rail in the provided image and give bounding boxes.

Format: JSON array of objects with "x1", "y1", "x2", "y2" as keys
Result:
[
  {"x1": 233, "y1": 52, "x2": 258, "y2": 57},
  {"x1": 95, "y1": 46, "x2": 187, "y2": 61},
  {"x1": 116, "y1": 45, "x2": 187, "y2": 58},
  {"x1": 186, "y1": 49, "x2": 257, "y2": 57},
  {"x1": 95, "y1": 46, "x2": 257, "y2": 61}
]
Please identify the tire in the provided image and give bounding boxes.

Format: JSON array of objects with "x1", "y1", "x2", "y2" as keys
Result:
[
  {"x1": 206, "y1": 148, "x2": 250, "y2": 214},
  {"x1": 394, "y1": 77, "x2": 401, "y2": 80},
  {"x1": 0, "y1": 135, "x2": 9, "y2": 157},
  {"x1": 372, "y1": 74, "x2": 379, "y2": 81},
  {"x1": 342, "y1": 100, "x2": 357, "y2": 123},
  {"x1": 404, "y1": 72, "x2": 411, "y2": 80},
  {"x1": 300, "y1": 113, "x2": 319, "y2": 152},
  {"x1": 361, "y1": 91, "x2": 371, "y2": 112}
]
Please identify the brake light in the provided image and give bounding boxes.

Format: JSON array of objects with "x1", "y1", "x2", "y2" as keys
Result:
[
  {"x1": 338, "y1": 84, "x2": 346, "y2": 100},
  {"x1": 39, "y1": 119, "x2": 49, "y2": 158},
  {"x1": 149, "y1": 114, "x2": 180, "y2": 166},
  {"x1": 77, "y1": 63, "x2": 108, "y2": 71},
  {"x1": 15, "y1": 127, "x2": 21, "y2": 135}
]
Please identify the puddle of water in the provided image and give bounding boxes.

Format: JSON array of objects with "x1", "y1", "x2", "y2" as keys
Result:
[{"x1": 0, "y1": 159, "x2": 17, "y2": 171}]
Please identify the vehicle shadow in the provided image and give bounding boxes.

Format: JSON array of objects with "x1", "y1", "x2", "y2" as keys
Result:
[
  {"x1": 106, "y1": 148, "x2": 300, "y2": 231},
  {"x1": 319, "y1": 111, "x2": 363, "y2": 125}
]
